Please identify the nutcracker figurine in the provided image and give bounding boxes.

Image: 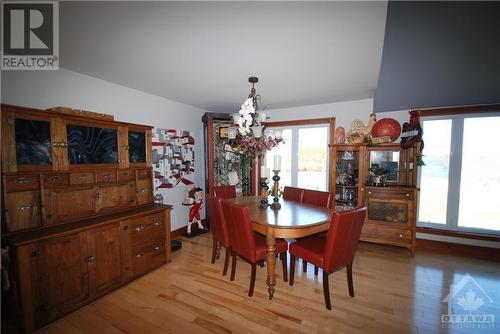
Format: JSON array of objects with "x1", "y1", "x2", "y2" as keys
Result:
[{"x1": 183, "y1": 187, "x2": 205, "y2": 235}]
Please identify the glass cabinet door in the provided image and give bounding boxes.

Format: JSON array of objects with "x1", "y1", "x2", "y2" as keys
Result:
[
  {"x1": 67, "y1": 124, "x2": 118, "y2": 164},
  {"x1": 15, "y1": 118, "x2": 52, "y2": 165},
  {"x1": 334, "y1": 149, "x2": 360, "y2": 211},
  {"x1": 128, "y1": 131, "x2": 146, "y2": 163}
]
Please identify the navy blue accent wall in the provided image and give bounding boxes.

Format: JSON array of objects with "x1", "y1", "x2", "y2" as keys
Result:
[{"x1": 374, "y1": 1, "x2": 500, "y2": 112}]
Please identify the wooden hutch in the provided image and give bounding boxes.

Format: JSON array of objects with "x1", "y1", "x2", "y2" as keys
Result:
[
  {"x1": 1, "y1": 104, "x2": 171, "y2": 332},
  {"x1": 332, "y1": 143, "x2": 419, "y2": 255}
]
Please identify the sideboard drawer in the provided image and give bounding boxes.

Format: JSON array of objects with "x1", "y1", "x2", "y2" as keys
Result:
[
  {"x1": 137, "y1": 168, "x2": 151, "y2": 180},
  {"x1": 5, "y1": 174, "x2": 39, "y2": 192},
  {"x1": 42, "y1": 173, "x2": 70, "y2": 188},
  {"x1": 4, "y1": 191, "x2": 42, "y2": 232},
  {"x1": 130, "y1": 213, "x2": 164, "y2": 246},
  {"x1": 70, "y1": 172, "x2": 95, "y2": 185},
  {"x1": 131, "y1": 242, "x2": 165, "y2": 277},
  {"x1": 366, "y1": 188, "x2": 414, "y2": 200},
  {"x1": 362, "y1": 224, "x2": 412, "y2": 244},
  {"x1": 96, "y1": 171, "x2": 117, "y2": 183},
  {"x1": 117, "y1": 169, "x2": 135, "y2": 182}
]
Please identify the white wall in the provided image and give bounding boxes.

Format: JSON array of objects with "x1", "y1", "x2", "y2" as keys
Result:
[{"x1": 1, "y1": 69, "x2": 207, "y2": 231}]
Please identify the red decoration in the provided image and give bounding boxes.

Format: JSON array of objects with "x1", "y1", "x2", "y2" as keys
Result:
[{"x1": 371, "y1": 118, "x2": 401, "y2": 142}]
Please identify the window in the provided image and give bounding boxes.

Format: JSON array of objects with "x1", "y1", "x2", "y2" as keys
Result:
[
  {"x1": 418, "y1": 113, "x2": 500, "y2": 234},
  {"x1": 265, "y1": 124, "x2": 330, "y2": 191}
]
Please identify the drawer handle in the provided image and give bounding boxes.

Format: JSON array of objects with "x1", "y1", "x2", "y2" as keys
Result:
[
  {"x1": 16, "y1": 177, "x2": 28, "y2": 184},
  {"x1": 103, "y1": 174, "x2": 112, "y2": 179},
  {"x1": 50, "y1": 176, "x2": 61, "y2": 182},
  {"x1": 154, "y1": 246, "x2": 160, "y2": 251},
  {"x1": 17, "y1": 203, "x2": 32, "y2": 211},
  {"x1": 136, "y1": 253, "x2": 143, "y2": 258},
  {"x1": 85, "y1": 255, "x2": 95, "y2": 263},
  {"x1": 135, "y1": 225, "x2": 144, "y2": 232},
  {"x1": 141, "y1": 188, "x2": 147, "y2": 193},
  {"x1": 368, "y1": 191, "x2": 372, "y2": 195},
  {"x1": 399, "y1": 234, "x2": 403, "y2": 238},
  {"x1": 405, "y1": 193, "x2": 410, "y2": 197},
  {"x1": 79, "y1": 175, "x2": 88, "y2": 180},
  {"x1": 154, "y1": 220, "x2": 162, "y2": 226}
]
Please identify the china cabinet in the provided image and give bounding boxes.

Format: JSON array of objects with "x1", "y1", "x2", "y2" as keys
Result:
[
  {"x1": 1, "y1": 104, "x2": 170, "y2": 333},
  {"x1": 360, "y1": 144, "x2": 418, "y2": 255},
  {"x1": 202, "y1": 112, "x2": 255, "y2": 196}
]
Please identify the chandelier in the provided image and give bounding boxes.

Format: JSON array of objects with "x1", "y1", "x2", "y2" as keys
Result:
[{"x1": 226, "y1": 77, "x2": 283, "y2": 157}]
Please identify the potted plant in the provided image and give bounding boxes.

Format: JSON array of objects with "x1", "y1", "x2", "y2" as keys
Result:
[{"x1": 369, "y1": 164, "x2": 389, "y2": 186}]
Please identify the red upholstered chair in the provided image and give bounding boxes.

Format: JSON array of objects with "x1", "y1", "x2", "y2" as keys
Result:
[
  {"x1": 289, "y1": 206, "x2": 367, "y2": 309},
  {"x1": 283, "y1": 186, "x2": 304, "y2": 202},
  {"x1": 213, "y1": 185, "x2": 237, "y2": 199},
  {"x1": 299, "y1": 189, "x2": 332, "y2": 271},
  {"x1": 205, "y1": 194, "x2": 231, "y2": 275},
  {"x1": 301, "y1": 189, "x2": 331, "y2": 208},
  {"x1": 221, "y1": 201, "x2": 288, "y2": 297}
]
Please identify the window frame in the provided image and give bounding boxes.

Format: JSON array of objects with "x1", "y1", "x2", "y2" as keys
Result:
[
  {"x1": 264, "y1": 118, "x2": 335, "y2": 191},
  {"x1": 417, "y1": 111, "x2": 500, "y2": 236}
]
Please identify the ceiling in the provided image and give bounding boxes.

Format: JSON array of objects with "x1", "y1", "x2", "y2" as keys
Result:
[{"x1": 60, "y1": 1, "x2": 388, "y2": 112}]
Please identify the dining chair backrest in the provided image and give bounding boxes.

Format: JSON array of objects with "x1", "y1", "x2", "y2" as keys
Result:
[
  {"x1": 205, "y1": 194, "x2": 231, "y2": 247},
  {"x1": 283, "y1": 186, "x2": 304, "y2": 202},
  {"x1": 323, "y1": 206, "x2": 367, "y2": 272},
  {"x1": 221, "y1": 201, "x2": 257, "y2": 263},
  {"x1": 302, "y1": 189, "x2": 331, "y2": 208},
  {"x1": 214, "y1": 185, "x2": 237, "y2": 199}
]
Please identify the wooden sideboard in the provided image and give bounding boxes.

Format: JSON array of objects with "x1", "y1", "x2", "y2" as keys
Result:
[
  {"x1": 1, "y1": 104, "x2": 171, "y2": 333},
  {"x1": 333, "y1": 143, "x2": 419, "y2": 255}
]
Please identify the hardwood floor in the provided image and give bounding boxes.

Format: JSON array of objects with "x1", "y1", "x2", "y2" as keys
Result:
[{"x1": 13, "y1": 232, "x2": 500, "y2": 333}]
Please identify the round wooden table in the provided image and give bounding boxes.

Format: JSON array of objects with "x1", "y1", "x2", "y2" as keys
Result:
[{"x1": 227, "y1": 196, "x2": 334, "y2": 299}]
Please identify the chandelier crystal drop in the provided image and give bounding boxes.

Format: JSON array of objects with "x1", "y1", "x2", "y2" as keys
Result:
[{"x1": 227, "y1": 77, "x2": 283, "y2": 157}]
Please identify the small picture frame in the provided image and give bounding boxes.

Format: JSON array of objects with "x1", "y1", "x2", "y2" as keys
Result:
[{"x1": 219, "y1": 127, "x2": 228, "y2": 139}]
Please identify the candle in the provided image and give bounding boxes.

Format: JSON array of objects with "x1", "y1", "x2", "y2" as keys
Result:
[
  {"x1": 273, "y1": 155, "x2": 282, "y2": 171},
  {"x1": 260, "y1": 166, "x2": 266, "y2": 178}
]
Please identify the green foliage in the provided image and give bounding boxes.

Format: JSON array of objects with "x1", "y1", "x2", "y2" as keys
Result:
[{"x1": 369, "y1": 163, "x2": 389, "y2": 176}]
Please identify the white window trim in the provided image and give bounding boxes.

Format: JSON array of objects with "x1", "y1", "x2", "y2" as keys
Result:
[{"x1": 417, "y1": 111, "x2": 500, "y2": 236}]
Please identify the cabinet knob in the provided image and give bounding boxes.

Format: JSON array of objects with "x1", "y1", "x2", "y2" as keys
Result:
[
  {"x1": 135, "y1": 225, "x2": 144, "y2": 232},
  {"x1": 123, "y1": 145, "x2": 130, "y2": 150},
  {"x1": 136, "y1": 253, "x2": 143, "y2": 258},
  {"x1": 103, "y1": 174, "x2": 111, "y2": 179},
  {"x1": 16, "y1": 177, "x2": 28, "y2": 184},
  {"x1": 50, "y1": 176, "x2": 61, "y2": 182},
  {"x1": 80, "y1": 175, "x2": 88, "y2": 180},
  {"x1": 141, "y1": 188, "x2": 147, "y2": 193},
  {"x1": 368, "y1": 191, "x2": 372, "y2": 195},
  {"x1": 85, "y1": 255, "x2": 95, "y2": 262},
  {"x1": 154, "y1": 220, "x2": 162, "y2": 226},
  {"x1": 17, "y1": 203, "x2": 32, "y2": 211},
  {"x1": 154, "y1": 246, "x2": 160, "y2": 251},
  {"x1": 399, "y1": 234, "x2": 403, "y2": 238},
  {"x1": 405, "y1": 193, "x2": 410, "y2": 197}
]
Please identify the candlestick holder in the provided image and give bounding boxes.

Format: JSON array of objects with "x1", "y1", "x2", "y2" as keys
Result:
[
  {"x1": 270, "y1": 170, "x2": 281, "y2": 210},
  {"x1": 259, "y1": 177, "x2": 269, "y2": 208}
]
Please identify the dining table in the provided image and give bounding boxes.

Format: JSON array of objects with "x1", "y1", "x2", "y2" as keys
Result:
[{"x1": 227, "y1": 196, "x2": 335, "y2": 299}]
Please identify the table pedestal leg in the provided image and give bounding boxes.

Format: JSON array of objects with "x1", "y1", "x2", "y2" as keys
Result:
[{"x1": 265, "y1": 227, "x2": 276, "y2": 299}]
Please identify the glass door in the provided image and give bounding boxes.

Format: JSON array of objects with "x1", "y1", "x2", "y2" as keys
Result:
[{"x1": 333, "y1": 145, "x2": 364, "y2": 211}]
